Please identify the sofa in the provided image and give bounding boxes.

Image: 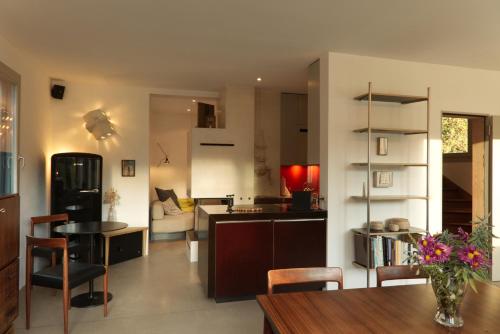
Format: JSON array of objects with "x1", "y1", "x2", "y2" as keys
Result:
[{"x1": 150, "y1": 200, "x2": 194, "y2": 240}]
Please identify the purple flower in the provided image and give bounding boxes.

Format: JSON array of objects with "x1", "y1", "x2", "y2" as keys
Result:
[
  {"x1": 457, "y1": 228, "x2": 469, "y2": 242},
  {"x1": 418, "y1": 235, "x2": 435, "y2": 252},
  {"x1": 433, "y1": 243, "x2": 451, "y2": 263},
  {"x1": 417, "y1": 235, "x2": 451, "y2": 264},
  {"x1": 458, "y1": 245, "x2": 487, "y2": 270}
]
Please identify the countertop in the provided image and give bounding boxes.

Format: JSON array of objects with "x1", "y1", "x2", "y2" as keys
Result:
[{"x1": 198, "y1": 204, "x2": 327, "y2": 221}]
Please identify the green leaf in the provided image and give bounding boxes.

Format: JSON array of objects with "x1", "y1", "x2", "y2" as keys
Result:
[{"x1": 469, "y1": 278, "x2": 478, "y2": 293}]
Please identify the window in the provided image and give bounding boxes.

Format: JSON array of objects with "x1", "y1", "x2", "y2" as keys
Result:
[{"x1": 442, "y1": 116, "x2": 469, "y2": 154}]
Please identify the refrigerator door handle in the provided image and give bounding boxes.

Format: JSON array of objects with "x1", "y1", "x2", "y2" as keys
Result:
[{"x1": 79, "y1": 188, "x2": 100, "y2": 193}]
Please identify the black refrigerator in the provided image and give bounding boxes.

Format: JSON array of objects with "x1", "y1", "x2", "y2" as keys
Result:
[{"x1": 51, "y1": 153, "x2": 103, "y2": 223}]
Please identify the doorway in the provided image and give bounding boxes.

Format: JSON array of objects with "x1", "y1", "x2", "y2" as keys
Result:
[{"x1": 441, "y1": 113, "x2": 489, "y2": 233}]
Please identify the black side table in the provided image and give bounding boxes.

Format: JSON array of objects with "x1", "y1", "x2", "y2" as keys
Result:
[{"x1": 54, "y1": 221, "x2": 127, "y2": 307}]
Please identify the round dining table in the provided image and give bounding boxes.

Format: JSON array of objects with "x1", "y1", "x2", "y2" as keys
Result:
[{"x1": 54, "y1": 221, "x2": 127, "y2": 308}]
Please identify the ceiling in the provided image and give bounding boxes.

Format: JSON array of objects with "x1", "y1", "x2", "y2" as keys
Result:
[{"x1": 1, "y1": 0, "x2": 500, "y2": 92}]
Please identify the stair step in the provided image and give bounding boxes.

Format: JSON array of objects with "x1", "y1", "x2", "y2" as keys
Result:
[
  {"x1": 443, "y1": 198, "x2": 472, "y2": 203},
  {"x1": 443, "y1": 209, "x2": 472, "y2": 214}
]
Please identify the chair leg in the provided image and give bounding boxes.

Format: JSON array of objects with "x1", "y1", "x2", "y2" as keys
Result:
[
  {"x1": 63, "y1": 287, "x2": 69, "y2": 334},
  {"x1": 68, "y1": 289, "x2": 71, "y2": 310},
  {"x1": 26, "y1": 281, "x2": 31, "y2": 329},
  {"x1": 103, "y1": 269, "x2": 108, "y2": 317},
  {"x1": 52, "y1": 252, "x2": 57, "y2": 297}
]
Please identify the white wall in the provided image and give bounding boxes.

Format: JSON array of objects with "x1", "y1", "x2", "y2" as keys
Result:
[
  {"x1": 254, "y1": 88, "x2": 280, "y2": 196},
  {"x1": 189, "y1": 86, "x2": 255, "y2": 203},
  {"x1": 0, "y1": 34, "x2": 51, "y2": 287},
  {"x1": 321, "y1": 52, "x2": 500, "y2": 288},
  {"x1": 49, "y1": 81, "x2": 150, "y2": 227},
  {"x1": 149, "y1": 95, "x2": 219, "y2": 200},
  {"x1": 307, "y1": 60, "x2": 320, "y2": 164}
]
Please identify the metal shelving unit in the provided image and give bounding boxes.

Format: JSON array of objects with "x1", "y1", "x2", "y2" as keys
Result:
[{"x1": 352, "y1": 82, "x2": 430, "y2": 287}]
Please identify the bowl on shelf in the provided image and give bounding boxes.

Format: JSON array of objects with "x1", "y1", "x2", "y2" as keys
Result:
[
  {"x1": 386, "y1": 218, "x2": 410, "y2": 231},
  {"x1": 387, "y1": 223, "x2": 400, "y2": 232},
  {"x1": 366, "y1": 221, "x2": 384, "y2": 231}
]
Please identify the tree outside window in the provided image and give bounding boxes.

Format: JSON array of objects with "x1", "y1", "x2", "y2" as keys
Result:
[{"x1": 442, "y1": 116, "x2": 469, "y2": 154}]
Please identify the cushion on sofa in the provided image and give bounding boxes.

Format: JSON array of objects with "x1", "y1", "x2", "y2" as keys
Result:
[
  {"x1": 163, "y1": 198, "x2": 183, "y2": 215},
  {"x1": 155, "y1": 187, "x2": 181, "y2": 208},
  {"x1": 178, "y1": 198, "x2": 195, "y2": 212}
]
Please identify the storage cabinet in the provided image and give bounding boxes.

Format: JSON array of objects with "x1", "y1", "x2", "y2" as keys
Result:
[
  {"x1": 213, "y1": 218, "x2": 326, "y2": 301},
  {"x1": 281, "y1": 93, "x2": 308, "y2": 165},
  {"x1": 107, "y1": 231, "x2": 143, "y2": 265},
  {"x1": 274, "y1": 219, "x2": 326, "y2": 269},
  {"x1": 0, "y1": 259, "x2": 19, "y2": 334},
  {"x1": 215, "y1": 222, "x2": 273, "y2": 299},
  {"x1": 0, "y1": 195, "x2": 19, "y2": 269},
  {"x1": 0, "y1": 60, "x2": 21, "y2": 334}
]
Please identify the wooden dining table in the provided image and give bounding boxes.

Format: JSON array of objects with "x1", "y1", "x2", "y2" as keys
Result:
[{"x1": 257, "y1": 283, "x2": 500, "y2": 333}]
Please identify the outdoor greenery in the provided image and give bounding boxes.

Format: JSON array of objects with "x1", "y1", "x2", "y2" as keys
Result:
[{"x1": 442, "y1": 117, "x2": 468, "y2": 154}]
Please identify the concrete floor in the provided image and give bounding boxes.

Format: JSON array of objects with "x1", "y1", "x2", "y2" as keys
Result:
[{"x1": 14, "y1": 241, "x2": 263, "y2": 334}]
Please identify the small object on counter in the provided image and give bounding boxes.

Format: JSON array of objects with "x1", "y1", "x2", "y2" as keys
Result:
[
  {"x1": 367, "y1": 221, "x2": 384, "y2": 231},
  {"x1": 388, "y1": 223, "x2": 400, "y2": 232},
  {"x1": 280, "y1": 176, "x2": 292, "y2": 197},
  {"x1": 226, "y1": 194, "x2": 235, "y2": 213},
  {"x1": 386, "y1": 218, "x2": 410, "y2": 230},
  {"x1": 232, "y1": 206, "x2": 264, "y2": 213}
]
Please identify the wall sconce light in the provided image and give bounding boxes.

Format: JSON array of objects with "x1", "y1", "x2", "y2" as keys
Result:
[{"x1": 83, "y1": 109, "x2": 116, "y2": 140}]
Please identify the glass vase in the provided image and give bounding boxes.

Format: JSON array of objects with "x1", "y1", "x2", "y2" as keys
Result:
[{"x1": 431, "y1": 275, "x2": 467, "y2": 328}]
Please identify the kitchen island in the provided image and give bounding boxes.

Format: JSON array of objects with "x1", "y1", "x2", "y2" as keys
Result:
[{"x1": 197, "y1": 204, "x2": 327, "y2": 302}]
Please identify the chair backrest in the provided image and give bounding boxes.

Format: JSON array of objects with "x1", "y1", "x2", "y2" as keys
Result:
[
  {"x1": 26, "y1": 236, "x2": 68, "y2": 277},
  {"x1": 30, "y1": 213, "x2": 69, "y2": 235},
  {"x1": 376, "y1": 265, "x2": 428, "y2": 287},
  {"x1": 267, "y1": 267, "x2": 343, "y2": 294}
]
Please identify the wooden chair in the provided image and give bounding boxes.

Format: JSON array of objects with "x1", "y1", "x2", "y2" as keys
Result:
[
  {"x1": 30, "y1": 214, "x2": 83, "y2": 266},
  {"x1": 376, "y1": 265, "x2": 428, "y2": 287},
  {"x1": 267, "y1": 267, "x2": 343, "y2": 294},
  {"x1": 26, "y1": 236, "x2": 108, "y2": 334}
]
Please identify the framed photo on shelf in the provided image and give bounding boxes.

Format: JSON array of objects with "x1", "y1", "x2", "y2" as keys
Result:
[
  {"x1": 122, "y1": 160, "x2": 135, "y2": 177},
  {"x1": 373, "y1": 171, "x2": 393, "y2": 188}
]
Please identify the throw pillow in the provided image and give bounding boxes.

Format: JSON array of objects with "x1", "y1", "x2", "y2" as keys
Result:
[
  {"x1": 162, "y1": 198, "x2": 183, "y2": 216},
  {"x1": 178, "y1": 198, "x2": 195, "y2": 212},
  {"x1": 155, "y1": 187, "x2": 181, "y2": 208}
]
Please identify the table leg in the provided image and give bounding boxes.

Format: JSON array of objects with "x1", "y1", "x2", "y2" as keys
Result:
[{"x1": 71, "y1": 234, "x2": 113, "y2": 308}]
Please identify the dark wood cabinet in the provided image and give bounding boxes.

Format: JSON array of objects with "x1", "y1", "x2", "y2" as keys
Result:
[
  {"x1": 0, "y1": 195, "x2": 19, "y2": 334},
  {"x1": 199, "y1": 204, "x2": 327, "y2": 301},
  {"x1": 0, "y1": 195, "x2": 19, "y2": 269},
  {"x1": 274, "y1": 219, "x2": 326, "y2": 269},
  {"x1": 215, "y1": 222, "x2": 273, "y2": 299},
  {"x1": 0, "y1": 259, "x2": 19, "y2": 334}
]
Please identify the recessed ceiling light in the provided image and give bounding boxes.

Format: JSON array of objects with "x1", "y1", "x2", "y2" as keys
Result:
[{"x1": 256, "y1": 77, "x2": 262, "y2": 82}]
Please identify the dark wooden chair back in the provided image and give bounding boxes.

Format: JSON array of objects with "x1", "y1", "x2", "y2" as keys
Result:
[
  {"x1": 30, "y1": 213, "x2": 69, "y2": 235},
  {"x1": 267, "y1": 267, "x2": 343, "y2": 294},
  {"x1": 376, "y1": 265, "x2": 428, "y2": 287}
]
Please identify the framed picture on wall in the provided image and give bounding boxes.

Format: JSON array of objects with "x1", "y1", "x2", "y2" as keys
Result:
[{"x1": 122, "y1": 160, "x2": 135, "y2": 177}]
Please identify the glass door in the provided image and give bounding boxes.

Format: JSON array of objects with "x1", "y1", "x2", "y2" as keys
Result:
[{"x1": 0, "y1": 62, "x2": 20, "y2": 197}]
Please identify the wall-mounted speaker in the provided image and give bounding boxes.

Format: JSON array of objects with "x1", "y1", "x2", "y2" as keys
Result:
[{"x1": 51, "y1": 84, "x2": 65, "y2": 99}]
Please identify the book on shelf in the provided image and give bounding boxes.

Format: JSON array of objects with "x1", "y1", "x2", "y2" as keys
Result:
[{"x1": 354, "y1": 234, "x2": 416, "y2": 269}]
